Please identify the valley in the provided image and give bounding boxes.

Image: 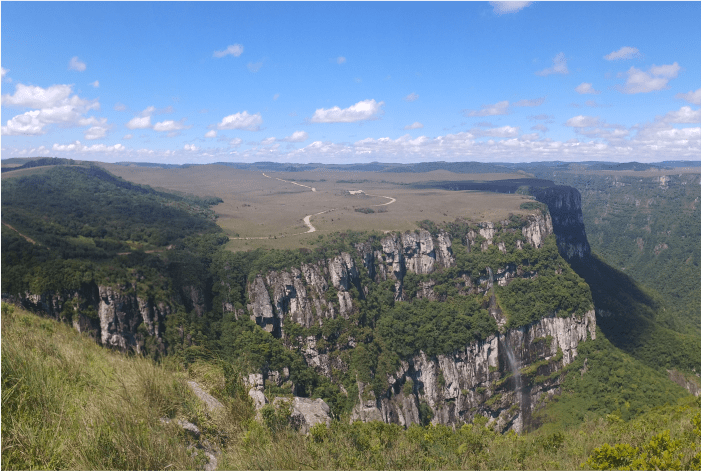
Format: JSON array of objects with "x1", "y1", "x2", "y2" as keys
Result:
[{"x1": 2, "y1": 157, "x2": 700, "y2": 470}]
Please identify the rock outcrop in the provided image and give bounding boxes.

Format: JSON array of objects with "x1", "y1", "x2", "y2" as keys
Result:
[
  {"x1": 16, "y1": 282, "x2": 171, "y2": 354},
  {"x1": 532, "y1": 186, "x2": 590, "y2": 260},
  {"x1": 352, "y1": 311, "x2": 596, "y2": 432}
]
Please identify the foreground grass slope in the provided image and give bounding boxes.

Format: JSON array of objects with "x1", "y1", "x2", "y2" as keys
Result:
[{"x1": 3, "y1": 303, "x2": 700, "y2": 470}]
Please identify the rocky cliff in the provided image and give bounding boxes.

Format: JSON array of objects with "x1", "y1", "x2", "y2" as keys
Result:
[
  {"x1": 351, "y1": 310, "x2": 595, "y2": 432},
  {"x1": 14, "y1": 282, "x2": 179, "y2": 354},
  {"x1": 532, "y1": 185, "x2": 591, "y2": 260},
  {"x1": 243, "y1": 211, "x2": 595, "y2": 431}
]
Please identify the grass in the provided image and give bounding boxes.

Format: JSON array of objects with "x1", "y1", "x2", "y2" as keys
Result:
[
  {"x1": 100, "y1": 163, "x2": 536, "y2": 252},
  {"x1": 0, "y1": 303, "x2": 253, "y2": 470},
  {"x1": 3, "y1": 302, "x2": 700, "y2": 469}
]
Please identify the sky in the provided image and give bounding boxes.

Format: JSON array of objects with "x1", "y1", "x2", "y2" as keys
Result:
[{"x1": 2, "y1": 1, "x2": 700, "y2": 165}]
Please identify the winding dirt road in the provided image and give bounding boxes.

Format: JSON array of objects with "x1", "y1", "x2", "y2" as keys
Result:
[{"x1": 231, "y1": 174, "x2": 396, "y2": 240}]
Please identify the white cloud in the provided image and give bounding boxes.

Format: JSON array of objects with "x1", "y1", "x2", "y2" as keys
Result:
[
  {"x1": 337, "y1": 56, "x2": 346, "y2": 64},
  {"x1": 620, "y1": 63, "x2": 680, "y2": 94},
  {"x1": 565, "y1": 115, "x2": 602, "y2": 128},
  {"x1": 229, "y1": 138, "x2": 243, "y2": 147},
  {"x1": 52, "y1": 140, "x2": 125, "y2": 152},
  {"x1": 575, "y1": 82, "x2": 601, "y2": 95},
  {"x1": 123, "y1": 134, "x2": 133, "y2": 140},
  {"x1": 140, "y1": 106, "x2": 156, "y2": 117},
  {"x1": 604, "y1": 46, "x2": 640, "y2": 61},
  {"x1": 311, "y1": 99, "x2": 384, "y2": 123},
  {"x1": 1, "y1": 111, "x2": 44, "y2": 135},
  {"x1": 1, "y1": 67, "x2": 8, "y2": 78},
  {"x1": 404, "y1": 122, "x2": 424, "y2": 130},
  {"x1": 404, "y1": 93, "x2": 419, "y2": 102},
  {"x1": 531, "y1": 124, "x2": 549, "y2": 132},
  {"x1": 471, "y1": 125, "x2": 520, "y2": 138},
  {"x1": 536, "y1": 52, "x2": 569, "y2": 76},
  {"x1": 90, "y1": 80, "x2": 99, "y2": 88},
  {"x1": 216, "y1": 111, "x2": 263, "y2": 131},
  {"x1": 676, "y1": 88, "x2": 701, "y2": 106},
  {"x1": 184, "y1": 144, "x2": 199, "y2": 151},
  {"x1": 213, "y1": 44, "x2": 244, "y2": 58},
  {"x1": 84, "y1": 126, "x2": 108, "y2": 140},
  {"x1": 466, "y1": 100, "x2": 510, "y2": 117},
  {"x1": 1, "y1": 83, "x2": 101, "y2": 136},
  {"x1": 514, "y1": 97, "x2": 545, "y2": 107},
  {"x1": 273, "y1": 94, "x2": 280, "y2": 101},
  {"x1": 490, "y1": 1, "x2": 531, "y2": 14},
  {"x1": 153, "y1": 119, "x2": 189, "y2": 132},
  {"x1": 3, "y1": 84, "x2": 74, "y2": 109},
  {"x1": 661, "y1": 106, "x2": 701, "y2": 124},
  {"x1": 281, "y1": 131, "x2": 309, "y2": 142},
  {"x1": 114, "y1": 102, "x2": 127, "y2": 111},
  {"x1": 69, "y1": 56, "x2": 86, "y2": 71},
  {"x1": 247, "y1": 61, "x2": 263, "y2": 73},
  {"x1": 126, "y1": 115, "x2": 152, "y2": 130},
  {"x1": 205, "y1": 130, "x2": 217, "y2": 138}
]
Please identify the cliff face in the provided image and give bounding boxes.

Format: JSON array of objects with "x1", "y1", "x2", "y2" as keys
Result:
[
  {"x1": 243, "y1": 212, "x2": 595, "y2": 431},
  {"x1": 532, "y1": 186, "x2": 591, "y2": 260},
  {"x1": 352, "y1": 311, "x2": 595, "y2": 432},
  {"x1": 16, "y1": 282, "x2": 174, "y2": 354}
]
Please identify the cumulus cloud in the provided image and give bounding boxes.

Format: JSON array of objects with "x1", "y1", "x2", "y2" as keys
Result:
[
  {"x1": 465, "y1": 100, "x2": 510, "y2": 117},
  {"x1": 565, "y1": 115, "x2": 602, "y2": 128},
  {"x1": 52, "y1": 140, "x2": 125, "y2": 152},
  {"x1": 536, "y1": 52, "x2": 569, "y2": 76},
  {"x1": 404, "y1": 93, "x2": 419, "y2": 102},
  {"x1": 229, "y1": 138, "x2": 243, "y2": 147},
  {"x1": 90, "y1": 80, "x2": 100, "y2": 88},
  {"x1": 247, "y1": 61, "x2": 263, "y2": 73},
  {"x1": 85, "y1": 126, "x2": 108, "y2": 140},
  {"x1": 153, "y1": 119, "x2": 190, "y2": 132},
  {"x1": 514, "y1": 97, "x2": 545, "y2": 107},
  {"x1": 470, "y1": 125, "x2": 520, "y2": 138},
  {"x1": 529, "y1": 114, "x2": 554, "y2": 121},
  {"x1": 213, "y1": 44, "x2": 244, "y2": 58},
  {"x1": 126, "y1": 115, "x2": 152, "y2": 130},
  {"x1": 404, "y1": 122, "x2": 424, "y2": 130},
  {"x1": 490, "y1": 1, "x2": 531, "y2": 14},
  {"x1": 281, "y1": 131, "x2": 309, "y2": 142},
  {"x1": 531, "y1": 124, "x2": 549, "y2": 132},
  {"x1": 661, "y1": 106, "x2": 701, "y2": 124},
  {"x1": 184, "y1": 144, "x2": 199, "y2": 151},
  {"x1": 1, "y1": 83, "x2": 101, "y2": 136},
  {"x1": 123, "y1": 134, "x2": 133, "y2": 140},
  {"x1": 337, "y1": 56, "x2": 346, "y2": 64},
  {"x1": 620, "y1": 63, "x2": 680, "y2": 94},
  {"x1": 114, "y1": 102, "x2": 127, "y2": 111},
  {"x1": 1, "y1": 67, "x2": 7, "y2": 78},
  {"x1": 676, "y1": 87, "x2": 701, "y2": 105},
  {"x1": 216, "y1": 111, "x2": 263, "y2": 131},
  {"x1": 205, "y1": 130, "x2": 217, "y2": 138},
  {"x1": 604, "y1": 46, "x2": 640, "y2": 61},
  {"x1": 575, "y1": 82, "x2": 601, "y2": 95},
  {"x1": 311, "y1": 99, "x2": 384, "y2": 123},
  {"x1": 69, "y1": 56, "x2": 87, "y2": 71}
]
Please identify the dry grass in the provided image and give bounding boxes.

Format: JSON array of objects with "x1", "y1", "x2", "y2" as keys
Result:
[{"x1": 100, "y1": 163, "x2": 535, "y2": 251}]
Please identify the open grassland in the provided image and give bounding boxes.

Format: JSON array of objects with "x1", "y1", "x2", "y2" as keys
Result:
[
  {"x1": 101, "y1": 164, "x2": 534, "y2": 251},
  {"x1": 0, "y1": 165, "x2": 68, "y2": 180}
]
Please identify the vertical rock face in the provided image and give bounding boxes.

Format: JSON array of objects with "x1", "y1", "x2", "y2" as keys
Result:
[
  {"x1": 353, "y1": 311, "x2": 596, "y2": 432},
  {"x1": 521, "y1": 213, "x2": 554, "y2": 248},
  {"x1": 532, "y1": 186, "x2": 591, "y2": 260},
  {"x1": 17, "y1": 282, "x2": 169, "y2": 354},
  {"x1": 401, "y1": 230, "x2": 436, "y2": 275}
]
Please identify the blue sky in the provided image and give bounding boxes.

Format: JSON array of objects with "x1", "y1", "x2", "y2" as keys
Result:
[{"x1": 2, "y1": 1, "x2": 700, "y2": 164}]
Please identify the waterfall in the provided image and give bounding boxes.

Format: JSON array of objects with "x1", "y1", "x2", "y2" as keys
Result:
[{"x1": 504, "y1": 339, "x2": 522, "y2": 416}]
